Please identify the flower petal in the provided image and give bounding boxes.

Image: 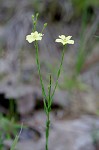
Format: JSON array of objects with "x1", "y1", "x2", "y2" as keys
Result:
[
  {"x1": 59, "y1": 35, "x2": 65, "y2": 40},
  {"x1": 55, "y1": 39, "x2": 63, "y2": 43},
  {"x1": 34, "y1": 31, "x2": 38, "y2": 35},
  {"x1": 39, "y1": 33, "x2": 44, "y2": 36},
  {"x1": 36, "y1": 36, "x2": 42, "y2": 40},
  {"x1": 26, "y1": 35, "x2": 34, "y2": 43},
  {"x1": 66, "y1": 36, "x2": 72, "y2": 41},
  {"x1": 67, "y1": 40, "x2": 74, "y2": 44}
]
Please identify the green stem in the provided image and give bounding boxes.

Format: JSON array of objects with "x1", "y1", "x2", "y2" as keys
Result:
[
  {"x1": 51, "y1": 46, "x2": 66, "y2": 100},
  {"x1": 46, "y1": 112, "x2": 50, "y2": 150},
  {"x1": 48, "y1": 75, "x2": 51, "y2": 100},
  {"x1": 48, "y1": 75, "x2": 52, "y2": 108},
  {"x1": 35, "y1": 41, "x2": 47, "y2": 100}
]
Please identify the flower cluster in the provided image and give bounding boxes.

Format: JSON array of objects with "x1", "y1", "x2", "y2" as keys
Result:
[
  {"x1": 55, "y1": 35, "x2": 74, "y2": 45},
  {"x1": 26, "y1": 31, "x2": 74, "y2": 45},
  {"x1": 26, "y1": 31, "x2": 43, "y2": 43}
]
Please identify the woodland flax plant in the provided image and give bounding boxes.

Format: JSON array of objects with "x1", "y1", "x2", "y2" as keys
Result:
[{"x1": 26, "y1": 13, "x2": 74, "y2": 150}]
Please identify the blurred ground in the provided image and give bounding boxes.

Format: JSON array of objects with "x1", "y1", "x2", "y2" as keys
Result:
[{"x1": 0, "y1": 0, "x2": 99, "y2": 150}]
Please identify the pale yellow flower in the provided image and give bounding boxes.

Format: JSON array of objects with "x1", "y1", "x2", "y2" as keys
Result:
[
  {"x1": 55, "y1": 35, "x2": 74, "y2": 45},
  {"x1": 26, "y1": 31, "x2": 43, "y2": 43}
]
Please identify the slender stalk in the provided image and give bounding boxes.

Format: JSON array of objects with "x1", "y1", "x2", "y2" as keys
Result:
[
  {"x1": 45, "y1": 74, "x2": 52, "y2": 150},
  {"x1": 48, "y1": 75, "x2": 52, "y2": 108},
  {"x1": 51, "y1": 45, "x2": 66, "y2": 100},
  {"x1": 46, "y1": 112, "x2": 50, "y2": 150},
  {"x1": 48, "y1": 75, "x2": 51, "y2": 101},
  {"x1": 35, "y1": 41, "x2": 47, "y2": 100}
]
